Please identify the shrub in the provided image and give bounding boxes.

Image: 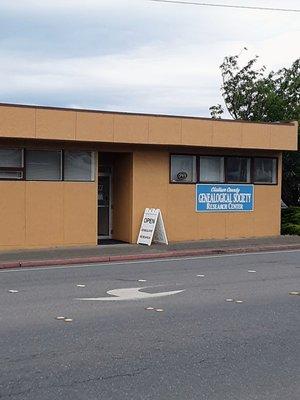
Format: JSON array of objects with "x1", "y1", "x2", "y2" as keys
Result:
[{"x1": 281, "y1": 207, "x2": 300, "y2": 235}]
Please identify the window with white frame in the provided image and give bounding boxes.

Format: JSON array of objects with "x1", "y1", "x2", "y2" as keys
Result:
[
  {"x1": 64, "y1": 150, "x2": 95, "y2": 181},
  {"x1": 253, "y1": 158, "x2": 277, "y2": 184},
  {"x1": 0, "y1": 148, "x2": 24, "y2": 180},
  {"x1": 170, "y1": 155, "x2": 197, "y2": 183},
  {"x1": 199, "y1": 156, "x2": 224, "y2": 182},
  {"x1": 26, "y1": 150, "x2": 62, "y2": 181}
]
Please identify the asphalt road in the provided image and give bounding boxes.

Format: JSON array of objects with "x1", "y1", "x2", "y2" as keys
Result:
[{"x1": 0, "y1": 250, "x2": 299, "y2": 400}]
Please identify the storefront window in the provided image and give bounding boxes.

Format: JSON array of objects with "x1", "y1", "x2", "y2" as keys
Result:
[
  {"x1": 0, "y1": 148, "x2": 23, "y2": 167},
  {"x1": 253, "y1": 158, "x2": 277, "y2": 183},
  {"x1": 170, "y1": 155, "x2": 196, "y2": 183},
  {"x1": 0, "y1": 171, "x2": 23, "y2": 179},
  {"x1": 64, "y1": 151, "x2": 95, "y2": 181},
  {"x1": 226, "y1": 157, "x2": 251, "y2": 183},
  {"x1": 26, "y1": 150, "x2": 62, "y2": 181},
  {"x1": 199, "y1": 156, "x2": 224, "y2": 182},
  {"x1": 0, "y1": 148, "x2": 24, "y2": 180}
]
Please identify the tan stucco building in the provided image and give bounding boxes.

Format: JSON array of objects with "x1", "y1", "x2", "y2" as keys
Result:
[{"x1": 0, "y1": 103, "x2": 298, "y2": 250}]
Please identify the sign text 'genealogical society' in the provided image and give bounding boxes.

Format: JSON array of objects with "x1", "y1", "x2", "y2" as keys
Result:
[{"x1": 196, "y1": 184, "x2": 254, "y2": 212}]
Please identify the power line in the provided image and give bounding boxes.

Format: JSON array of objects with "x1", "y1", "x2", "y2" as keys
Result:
[{"x1": 149, "y1": 0, "x2": 300, "y2": 13}]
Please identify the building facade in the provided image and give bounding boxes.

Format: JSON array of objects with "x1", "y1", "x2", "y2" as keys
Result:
[{"x1": 0, "y1": 103, "x2": 298, "y2": 250}]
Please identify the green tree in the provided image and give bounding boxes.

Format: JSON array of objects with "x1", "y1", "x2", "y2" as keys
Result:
[{"x1": 210, "y1": 53, "x2": 300, "y2": 206}]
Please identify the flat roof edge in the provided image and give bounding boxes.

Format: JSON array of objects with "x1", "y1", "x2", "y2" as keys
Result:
[{"x1": 0, "y1": 102, "x2": 296, "y2": 127}]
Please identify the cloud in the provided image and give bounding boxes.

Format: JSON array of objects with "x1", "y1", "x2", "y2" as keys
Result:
[{"x1": 0, "y1": 0, "x2": 299, "y2": 116}]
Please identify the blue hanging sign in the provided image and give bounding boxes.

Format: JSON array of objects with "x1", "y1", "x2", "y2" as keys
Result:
[{"x1": 196, "y1": 184, "x2": 254, "y2": 212}]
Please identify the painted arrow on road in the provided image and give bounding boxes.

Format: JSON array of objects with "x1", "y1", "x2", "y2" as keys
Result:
[{"x1": 77, "y1": 287, "x2": 185, "y2": 301}]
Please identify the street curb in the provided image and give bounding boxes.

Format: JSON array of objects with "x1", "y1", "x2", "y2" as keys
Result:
[{"x1": 0, "y1": 244, "x2": 299, "y2": 270}]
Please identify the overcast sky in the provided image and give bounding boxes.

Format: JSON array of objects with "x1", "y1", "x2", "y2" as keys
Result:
[{"x1": 0, "y1": 0, "x2": 299, "y2": 117}]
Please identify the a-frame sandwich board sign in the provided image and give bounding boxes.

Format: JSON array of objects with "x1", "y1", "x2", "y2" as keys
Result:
[{"x1": 137, "y1": 208, "x2": 168, "y2": 246}]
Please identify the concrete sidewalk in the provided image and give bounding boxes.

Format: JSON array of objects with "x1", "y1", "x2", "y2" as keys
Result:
[{"x1": 0, "y1": 235, "x2": 299, "y2": 270}]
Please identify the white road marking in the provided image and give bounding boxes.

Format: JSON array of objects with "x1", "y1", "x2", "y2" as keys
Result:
[
  {"x1": 8, "y1": 290, "x2": 19, "y2": 293},
  {"x1": 197, "y1": 274, "x2": 205, "y2": 277},
  {"x1": 248, "y1": 270, "x2": 256, "y2": 273},
  {"x1": 0, "y1": 249, "x2": 299, "y2": 274},
  {"x1": 77, "y1": 287, "x2": 185, "y2": 301}
]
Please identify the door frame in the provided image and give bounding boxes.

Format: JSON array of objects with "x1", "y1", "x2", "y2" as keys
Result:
[{"x1": 98, "y1": 170, "x2": 113, "y2": 240}]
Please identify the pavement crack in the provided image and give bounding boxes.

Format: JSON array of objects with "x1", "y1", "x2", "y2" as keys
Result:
[
  {"x1": 195, "y1": 358, "x2": 210, "y2": 364},
  {"x1": 0, "y1": 368, "x2": 149, "y2": 398},
  {"x1": 3, "y1": 351, "x2": 58, "y2": 365},
  {"x1": 96, "y1": 368, "x2": 149, "y2": 381},
  {"x1": 0, "y1": 387, "x2": 33, "y2": 399},
  {"x1": 115, "y1": 278, "x2": 140, "y2": 282},
  {"x1": 60, "y1": 368, "x2": 149, "y2": 386}
]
